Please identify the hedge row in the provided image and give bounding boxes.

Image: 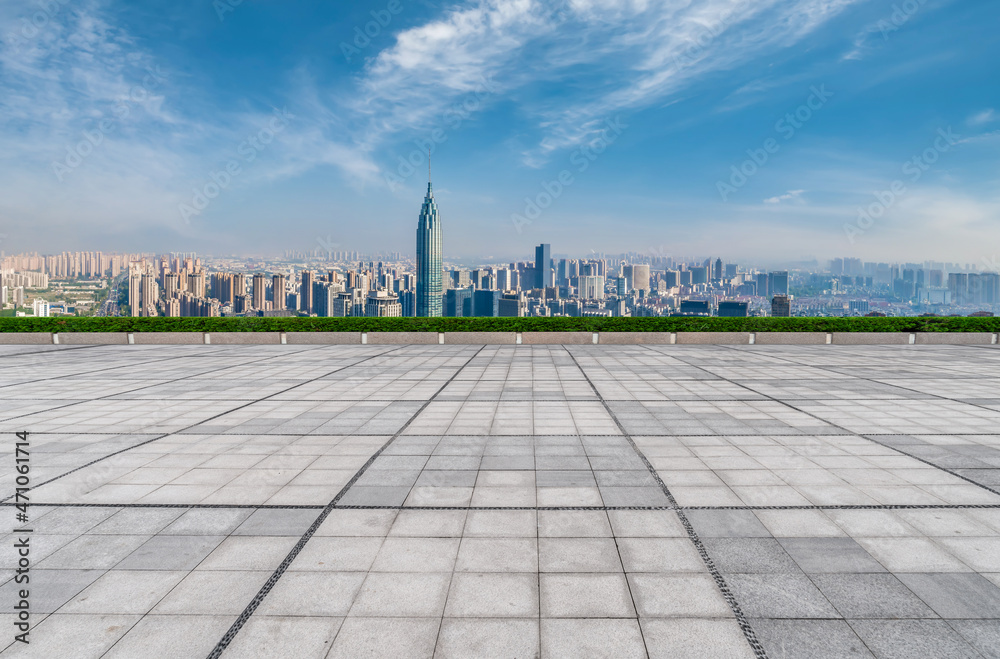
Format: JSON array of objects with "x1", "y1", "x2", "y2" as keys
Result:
[{"x1": 1, "y1": 317, "x2": 998, "y2": 333}]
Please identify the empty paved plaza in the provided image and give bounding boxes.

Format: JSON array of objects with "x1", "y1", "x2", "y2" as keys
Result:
[{"x1": 1, "y1": 342, "x2": 999, "y2": 658}]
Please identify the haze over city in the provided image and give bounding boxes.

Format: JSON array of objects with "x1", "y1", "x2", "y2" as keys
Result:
[{"x1": 1, "y1": 0, "x2": 998, "y2": 261}]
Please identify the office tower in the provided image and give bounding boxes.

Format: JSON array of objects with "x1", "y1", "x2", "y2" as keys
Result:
[
  {"x1": 579, "y1": 275, "x2": 605, "y2": 300},
  {"x1": 663, "y1": 270, "x2": 678, "y2": 288},
  {"x1": 399, "y1": 290, "x2": 416, "y2": 316},
  {"x1": 772, "y1": 295, "x2": 791, "y2": 317},
  {"x1": 301, "y1": 271, "x2": 313, "y2": 314},
  {"x1": 473, "y1": 290, "x2": 501, "y2": 317},
  {"x1": 770, "y1": 271, "x2": 789, "y2": 296},
  {"x1": 498, "y1": 292, "x2": 525, "y2": 317},
  {"x1": 252, "y1": 274, "x2": 267, "y2": 310},
  {"x1": 416, "y1": 173, "x2": 443, "y2": 317},
  {"x1": 717, "y1": 301, "x2": 748, "y2": 317},
  {"x1": 615, "y1": 276, "x2": 626, "y2": 296},
  {"x1": 622, "y1": 265, "x2": 633, "y2": 292},
  {"x1": 630, "y1": 264, "x2": 650, "y2": 292},
  {"x1": 756, "y1": 273, "x2": 770, "y2": 298},
  {"x1": 556, "y1": 259, "x2": 568, "y2": 286},
  {"x1": 679, "y1": 300, "x2": 710, "y2": 315},
  {"x1": 725, "y1": 263, "x2": 738, "y2": 278},
  {"x1": 535, "y1": 244, "x2": 552, "y2": 288},
  {"x1": 849, "y1": 300, "x2": 869, "y2": 315},
  {"x1": 713, "y1": 258, "x2": 723, "y2": 281},
  {"x1": 272, "y1": 274, "x2": 286, "y2": 310},
  {"x1": 312, "y1": 281, "x2": 333, "y2": 317},
  {"x1": 445, "y1": 288, "x2": 472, "y2": 317},
  {"x1": 365, "y1": 289, "x2": 402, "y2": 317}
]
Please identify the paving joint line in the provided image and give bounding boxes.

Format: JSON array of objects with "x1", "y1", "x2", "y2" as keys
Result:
[
  {"x1": 565, "y1": 346, "x2": 769, "y2": 659},
  {"x1": 684, "y1": 345, "x2": 1000, "y2": 500},
  {"x1": 7, "y1": 502, "x2": 1000, "y2": 511},
  {"x1": 0, "y1": 345, "x2": 399, "y2": 502},
  {"x1": 206, "y1": 345, "x2": 485, "y2": 659}
]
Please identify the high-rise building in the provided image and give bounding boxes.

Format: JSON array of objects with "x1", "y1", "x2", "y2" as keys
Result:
[
  {"x1": 252, "y1": 274, "x2": 267, "y2": 310},
  {"x1": 535, "y1": 244, "x2": 551, "y2": 289},
  {"x1": 140, "y1": 274, "x2": 157, "y2": 316},
  {"x1": 164, "y1": 273, "x2": 180, "y2": 300},
  {"x1": 233, "y1": 273, "x2": 247, "y2": 299},
  {"x1": 498, "y1": 292, "x2": 525, "y2": 317},
  {"x1": 272, "y1": 274, "x2": 286, "y2": 311},
  {"x1": 770, "y1": 271, "x2": 789, "y2": 296},
  {"x1": 301, "y1": 271, "x2": 313, "y2": 314},
  {"x1": 365, "y1": 289, "x2": 402, "y2": 317},
  {"x1": 772, "y1": 295, "x2": 791, "y2": 317},
  {"x1": 756, "y1": 273, "x2": 770, "y2": 298},
  {"x1": 445, "y1": 288, "x2": 472, "y2": 317},
  {"x1": 579, "y1": 275, "x2": 605, "y2": 300},
  {"x1": 188, "y1": 271, "x2": 206, "y2": 298},
  {"x1": 473, "y1": 290, "x2": 500, "y2": 317},
  {"x1": 416, "y1": 174, "x2": 443, "y2": 317}
]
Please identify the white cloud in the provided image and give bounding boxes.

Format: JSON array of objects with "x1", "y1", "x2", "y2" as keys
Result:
[
  {"x1": 763, "y1": 189, "x2": 805, "y2": 204},
  {"x1": 341, "y1": 0, "x2": 866, "y2": 167},
  {"x1": 967, "y1": 109, "x2": 996, "y2": 126}
]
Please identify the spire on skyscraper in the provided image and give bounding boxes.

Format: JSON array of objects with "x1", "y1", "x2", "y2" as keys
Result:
[{"x1": 416, "y1": 156, "x2": 443, "y2": 317}]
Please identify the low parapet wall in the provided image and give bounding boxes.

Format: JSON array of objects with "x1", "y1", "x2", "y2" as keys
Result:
[{"x1": 4, "y1": 331, "x2": 997, "y2": 346}]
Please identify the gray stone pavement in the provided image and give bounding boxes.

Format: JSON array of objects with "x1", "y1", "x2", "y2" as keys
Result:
[{"x1": 0, "y1": 343, "x2": 998, "y2": 658}]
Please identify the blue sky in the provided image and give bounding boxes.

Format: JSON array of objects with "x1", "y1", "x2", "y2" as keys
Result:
[{"x1": 1, "y1": 0, "x2": 997, "y2": 264}]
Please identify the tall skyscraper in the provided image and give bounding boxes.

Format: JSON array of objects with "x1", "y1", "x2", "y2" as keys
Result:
[
  {"x1": 272, "y1": 274, "x2": 286, "y2": 310},
  {"x1": 535, "y1": 244, "x2": 551, "y2": 289},
  {"x1": 252, "y1": 274, "x2": 267, "y2": 310},
  {"x1": 301, "y1": 271, "x2": 313, "y2": 314},
  {"x1": 770, "y1": 271, "x2": 789, "y2": 296},
  {"x1": 416, "y1": 169, "x2": 443, "y2": 317}
]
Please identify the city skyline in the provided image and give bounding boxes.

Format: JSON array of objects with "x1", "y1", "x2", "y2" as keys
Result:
[{"x1": 1, "y1": 1, "x2": 998, "y2": 260}]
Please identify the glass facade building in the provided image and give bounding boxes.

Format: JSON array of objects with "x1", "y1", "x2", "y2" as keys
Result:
[{"x1": 416, "y1": 181, "x2": 443, "y2": 317}]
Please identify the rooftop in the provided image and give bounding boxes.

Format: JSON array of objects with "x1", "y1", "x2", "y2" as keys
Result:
[{"x1": 2, "y1": 343, "x2": 999, "y2": 657}]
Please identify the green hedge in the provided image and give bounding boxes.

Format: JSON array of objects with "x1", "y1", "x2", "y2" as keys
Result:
[{"x1": 1, "y1": 317, "x2": 998, "y2": 333}]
